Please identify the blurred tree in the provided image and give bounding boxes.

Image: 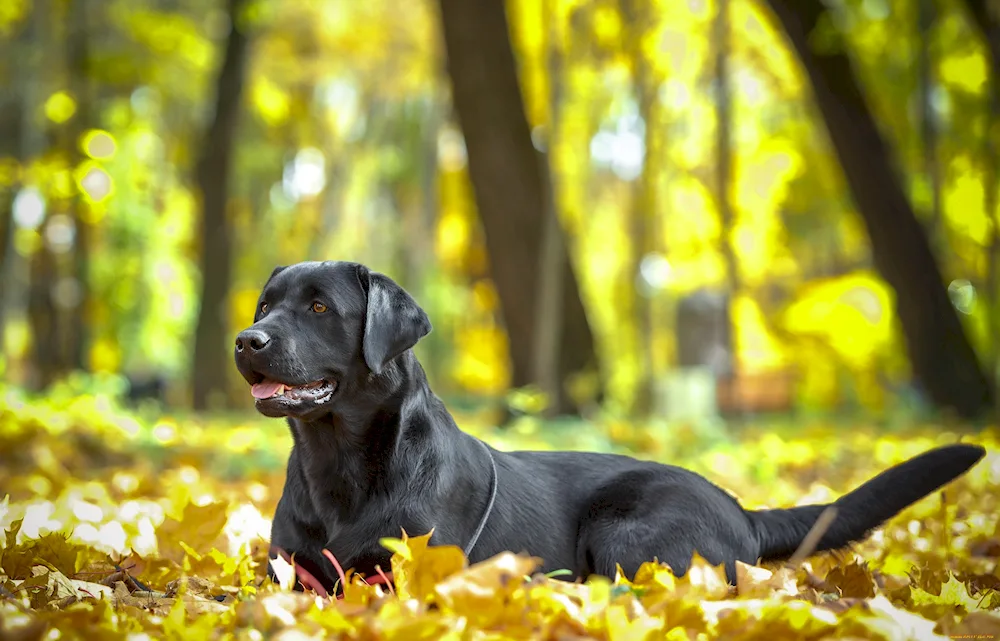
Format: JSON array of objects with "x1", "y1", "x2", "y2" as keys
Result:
[
  {"x1": 710, "y1": 0, "x2": 741, "y2": 414},
  {"x1": 961, "y1": 0, "x2": 1000, "y2": 68},
  {"x1": 714, "y1": 0, "x2": 739, "y2": 297},
  {"x1": 4, "y1": 0, "x2": 998, "y2": 417},
  {"x1": 620, "y1": 0, "x2": 660, "y2": 415},
  {"x1": 916, "y1": 0, "x2": 942, "y2": 252},
  {"x1": 437, "y1": 0, "x2": 601, "y2": 415},
  {"x1": 960, "y1": 0, "x2": 1000, "y2": 409},
  {"x1": 531, "y1": 0, "x2": 566, "y2": 419},
  {"x1": 191, "y1": 0, "x2": 251, "y2": 410},
  {"x1": 766, "y1": 0, "x2": 995, "y2": 419},
  {"x1": 382, "y1": 98, "x2": 442, "y2": 300},
  {"x1": 66, "y1": 0, "x2": 94, "y2": 372},
  {"x1": 23, "y1": 0, "x2": 65, "y2": 389},
  {"x1": 0, "y1": 3, "x2": 43, "y2": 364}
]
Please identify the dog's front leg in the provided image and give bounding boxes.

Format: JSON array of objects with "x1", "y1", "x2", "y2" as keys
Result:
[{"x1": 268, "y1": 493, "x2": 338, "y2": 594}]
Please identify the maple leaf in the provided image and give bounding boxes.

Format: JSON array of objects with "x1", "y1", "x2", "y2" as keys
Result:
[
  {"x1": 369, "y1": 599, "x2": 456, "y2": 641},
  {"x1": 155, "y1": 501, "x2": 230, "y2": 563},
  {"x1": 674, "y1": 553, "x2": 731, "y2": 601},
  {"x1": 1, "y1": 541, "x2": 35, "y2": 581},
  {"x1": 909, "y1": 572, "x2": 984, "y2": 620},
  {"x1": 605, "y1": 603, "x2": 664, "y2": 641},
  {"x1": 32, "y1": 532, "x2": 89, "y2": 577},
  {"x1": 381, "y1": 530, "x2": 466, "y2": 603},
  {"x1": 824, "y1": 560, "x2": 877, "y2": 599},
  {"x1": 742, "y1": 564, "x2": 801, "y2": 604},
  {"x1": 756, "y1": 599, "x2": 841, "y2": 637},
  {"x1": 949, "y1": 611, "x2": 1000, "y2": 638},
  {"x1": 3, "y1": 517, "x2": 22, "y2": 550},
  {"x1": 433, "y1": 551, "x2": 540, "y2": 628}
]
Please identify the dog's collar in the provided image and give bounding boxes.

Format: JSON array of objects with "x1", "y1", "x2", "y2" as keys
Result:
[{"x1": 463, "y1": 439, "x2": 498, "y2": 557}]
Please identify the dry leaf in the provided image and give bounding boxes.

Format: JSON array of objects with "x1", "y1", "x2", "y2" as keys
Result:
[
  {"x1": 1, "y1": 389, "x2": 997, "y2": 640},
  {"x1": 825, "y1": 560, "x2": 877, "y2": 599}
]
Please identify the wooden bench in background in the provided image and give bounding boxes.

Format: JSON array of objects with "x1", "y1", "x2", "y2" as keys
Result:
[{"x1": 716, "y1": 369, "x2": 797, "y2": 415}]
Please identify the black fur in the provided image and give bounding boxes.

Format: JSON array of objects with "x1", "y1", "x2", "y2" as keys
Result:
[{"x1": 233, "y1": 260, "x2": 986, "y2": 592}]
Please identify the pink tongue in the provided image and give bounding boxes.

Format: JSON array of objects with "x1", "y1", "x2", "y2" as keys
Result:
[{"x1": 251, "y1": 380, "x2": 286, "y2": 399}]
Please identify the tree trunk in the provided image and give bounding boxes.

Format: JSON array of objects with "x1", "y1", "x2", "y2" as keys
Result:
[
  {"x1": 436, "y1": 0, "x2": 601, "y2": 415},
  {"x1": 765, "y1": 0, "x2": 994, "y2": 419},
  {"x1": 27, "y1": 248, "x2": 60, "y2": 388},
  {"x1": 21, "y1": 0, "x2": 61, "y2": 389},
  {"x1": 620, "y1": 0, "x2": 659, "y2": 415},
  {"x1": 713, "y1": 0, "x2": 741, "y2": 416},
  {"x1": 714, "y1": 0, "x2": 740, "y2": 296},
  {"x1": 66, "y1": 0, "x2": 93, "y2": 371},
  {"x1": 191, "y1": 0, "x2": 250, "y2": 410},
  {"x1": 0, "y1": 70, "x2": 23, "y2": 356},
  {"x1": 0, "y1": 29, "x2": 13, "y2": 347},
  {"x1": 917, "y1": 0, "x2": 943, "y2": 250},
  {"x1": 532, "y1": 0, "x2": 565, "y2": 418}
]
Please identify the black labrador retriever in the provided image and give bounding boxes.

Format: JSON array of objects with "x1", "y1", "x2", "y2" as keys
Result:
[{"x1": 234, "y1": 260, "x2": 985, "y2": 593}]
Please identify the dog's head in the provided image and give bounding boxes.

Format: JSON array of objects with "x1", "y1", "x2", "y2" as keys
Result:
[{"x1": 233, "y1": 261, "x2": 432, "y2": 419}]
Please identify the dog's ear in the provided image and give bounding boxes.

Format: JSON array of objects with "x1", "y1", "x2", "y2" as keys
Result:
[
  {"x1": 254, "y1": 266, "x2": 287, "y2": 320},
  {"x1": 264, "y1": 265, "x2": 286, "y2": 285},
  {"x1": 360, "y1": 269, "x2": 432, "y2": 375}
]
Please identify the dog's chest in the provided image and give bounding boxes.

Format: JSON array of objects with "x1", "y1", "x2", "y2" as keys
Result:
[{"x1": 316, "y1": 499, "x2": 437, "y2": 574}]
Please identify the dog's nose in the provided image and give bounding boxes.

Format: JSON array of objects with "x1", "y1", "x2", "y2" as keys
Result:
[{"x1": 236, "y1": 328, "x2": 271, "y2": 354}]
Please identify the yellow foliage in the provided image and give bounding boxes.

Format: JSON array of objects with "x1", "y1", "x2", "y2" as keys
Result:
[
  {"x1": 88, "y1": 338, "x2": 122, "y2": 374},
  {"x1": 116, "y1": 8, "x2": 214, "y2": 73},
  {"x1": 733, "y1": 147, "x2": 803, "y2": 288},
  {"x1": 382, "y1": 530, "x2": 467, "y2": 602},
  {"x1": 507, "y1": 0, "x2": 549, "y2": 128},
  {"x1": 229, "y1": 288, "x2": 262, "y2": 337},
  {"x1": 454, "y1": 324, "x2": 510, "y2": 394},
  {"x1": 0, "y1": 0, "x2": 27, "y2": 36},
  {"x1": 471, "y1": 279, "x2": 500, "y2": 313},
  {"x1": 591, "y1": 5, "x2": 623, "y2": 50},
  {"x1": 436, "y1": 208, "x2": 472, "y2": 272},
  {"x1": 0, "y1": 158, "x2": 20, "y2": 186},
  {"x1": 944, "y1": 167, "x2": 991, "y2": 247},
  {"x1": 12, "y1": 229, "x2": 41, "y2": 257},
  {"x1": 732, "y1": 295, "x2": 788, "y2": 373},
  {"x1": 939, "y1": 51, "x2": 988, "y2": 94},
  {"x1": 667, "y1": 175, "x2": 721, "y2": 249},
  {"x1": 782, "y1": 272, "x2": 895, "y2": 371},
  {"x1": 0, "y1": 391, "x2": 998, "y2": 638},
  {"x1": 43, "y1": 91, "x2": 77, "y2": 124},
  {"x1": 80, "y1": 130, "x2": 118, "y2": 161},
  {"x1": 74, "y1": 162, "x2": 115, "y2": 204},
  {"x1": 249, "y1": 75, "x2": 291, "y2": 127},
  {"x1": 434, "y1": 550, "x2": 540, "y2": 629}
]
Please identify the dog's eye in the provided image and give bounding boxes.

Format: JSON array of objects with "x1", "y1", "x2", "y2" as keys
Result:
[
  {"x1": 312, "y1": 302, "x2": 328, "y2": 313},
  {"x1": 260, "y1": 302, "x2": 268, "y2": 315}
]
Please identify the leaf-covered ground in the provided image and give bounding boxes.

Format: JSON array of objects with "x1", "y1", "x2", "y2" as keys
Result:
[{"x1": 1, "y1": 387, "x2": 999, "y2": 640}]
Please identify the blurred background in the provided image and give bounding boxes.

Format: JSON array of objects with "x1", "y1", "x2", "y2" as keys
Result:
[
  {"x1": 3, "y1": 1, "x2": 1000, "y2": 596},
  {"x1": 1, "y1": 0, "x2": 999, "y2": 430}
]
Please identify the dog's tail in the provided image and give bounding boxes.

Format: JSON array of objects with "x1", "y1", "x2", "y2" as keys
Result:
[{"x1": 747, "y1": 444, "x2": 985, "y2": 562}]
